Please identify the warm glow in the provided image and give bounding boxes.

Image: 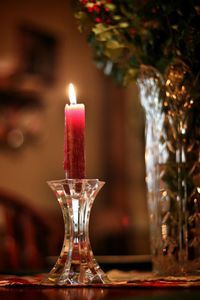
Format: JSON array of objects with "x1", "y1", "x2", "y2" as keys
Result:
[
  {"x1": 68, "y1": 83, "x2": 77, "y2": 105},
  {"x1": 162, "y1": 190, "x2": 167, "y2": 197}
]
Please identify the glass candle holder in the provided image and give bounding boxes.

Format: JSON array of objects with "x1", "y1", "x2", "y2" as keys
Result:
[{"x1": 42, "y1": 179, "x2": 109, "y2": 285}]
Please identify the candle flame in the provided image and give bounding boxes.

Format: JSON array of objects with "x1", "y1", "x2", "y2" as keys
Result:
[{"x1": 68, "y1": 83, "x2": 77, "y2": 105}]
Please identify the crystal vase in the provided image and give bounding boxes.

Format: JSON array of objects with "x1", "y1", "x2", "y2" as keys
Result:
[
  {"x1": 138, "y1": 60, "x2": 200, "y2": 276},
  {"x1": 42, "y1": 179, "x2": 109, "y2": 285}
]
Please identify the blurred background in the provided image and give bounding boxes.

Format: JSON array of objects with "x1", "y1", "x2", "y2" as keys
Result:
[{"x1": 0, "y1": 0, "x2": 149, "y2": 272}]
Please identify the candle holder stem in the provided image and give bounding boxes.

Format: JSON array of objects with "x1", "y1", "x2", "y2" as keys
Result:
[{"x1": 42, "y1": 179, "x2": 109, "y2": 285}]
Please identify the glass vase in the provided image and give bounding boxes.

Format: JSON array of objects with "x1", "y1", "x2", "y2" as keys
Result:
[
  {"x1": 138, "y1": 60, "x2": 200, "y2": 276},
  {"x1": 42, "y1": 179, "x2": 109, "y2": 285}
]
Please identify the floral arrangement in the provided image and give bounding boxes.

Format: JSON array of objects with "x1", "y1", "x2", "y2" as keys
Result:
[{"x1": 74, "y1": 0, "x2": 200, "y2": 86}]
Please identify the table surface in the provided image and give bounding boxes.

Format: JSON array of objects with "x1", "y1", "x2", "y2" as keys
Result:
[
  {"x1": 1, "y1": 286, "x2": 200, "y2": 300},
  {"x1": 1, "y1": 255, "x2": 200, "y2": 300}
]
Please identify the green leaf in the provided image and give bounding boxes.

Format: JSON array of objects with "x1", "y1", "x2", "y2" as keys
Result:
[
  {"x1": 74, "y1": 12, "x2": 89, "y2": 32},
  {"x1": 105, "y1": 3, "x2": 116, "y2": 11},
  {"x1": 113, "y1": 15, "x2": 122, "y2": 21},
  {"x1": 104, "y1": 48, "x2": 123, "y2": 60},
  {"x1": 119, "y1": 22, "x2": 129, "y2": 28},
  {"x1": 123, "y1": 68, "x2": 139, "y2": 86},
  {"x1": 171, "y1": 25, "x2": 178, "y2": 30},
  {"x1": 96, "y1": 31, "x2": 112, "y2": 42},
  {"x1": 86, "y1": 3, "x2": 95, "y2": 8},
  {"x1": 74, "y1": 12, "x2": 87, "y2": 21},
  {"x1": 106, "y1": 40, "x2": 124, "y2": 49},
  {"x1": 92, "y1": 24, "x2": 107, "y2": 35},
  {"x1": 104, "y1": 40, "x2": 125, "y2": 60}
]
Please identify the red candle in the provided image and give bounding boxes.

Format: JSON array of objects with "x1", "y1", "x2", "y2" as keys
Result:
[{"x1": 64, "y1": 83, "x2": 85, "y2": 178}]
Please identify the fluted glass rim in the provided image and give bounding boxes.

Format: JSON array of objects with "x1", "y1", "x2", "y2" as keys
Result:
[
  {"x1": 47, "y1": 178, "x2": 104, "y2": 183},
  {"x1": 46, "y1": 179, "x2": 105, "y2": 188}
]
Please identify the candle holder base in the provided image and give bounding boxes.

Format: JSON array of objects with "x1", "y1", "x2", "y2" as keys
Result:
[{"x1": 42, "y1": 179, "x2": 110, "y2": 285}]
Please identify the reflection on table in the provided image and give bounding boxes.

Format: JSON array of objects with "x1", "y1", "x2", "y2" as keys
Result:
[{"x1": 1, "y1": 286, "x2": 200, "y2": 300}]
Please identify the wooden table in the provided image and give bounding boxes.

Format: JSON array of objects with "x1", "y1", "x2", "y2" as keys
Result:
[
  {"x1": 1, "y1": 256, "x2": 200, "y2": 300},
  {"x1": 1, "y1": 271, "x2": 200, "y2": 300},
  {"x1": 1, "y1": 285, "x2": 200, "y2": 300}
]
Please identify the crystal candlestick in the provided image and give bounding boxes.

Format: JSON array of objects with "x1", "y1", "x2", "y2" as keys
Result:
[{"x1": 42, "y1": 179, "x2": 109, "y2": 285}]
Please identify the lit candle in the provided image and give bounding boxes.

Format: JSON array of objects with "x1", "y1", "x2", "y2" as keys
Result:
[{"x1": 64, "y1": 83, "x2": 85, "y2": 178}]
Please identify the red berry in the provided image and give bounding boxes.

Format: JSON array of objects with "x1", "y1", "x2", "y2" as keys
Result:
[
  {"x1": 87, "y1": 6, "x2": 94, "y2": 13},
  {"x1": 94, "y1": 5, "x2": 100, "y2": 13},
  {"x1": 95, "y1": 17, "x2": 102, "y2": 23}
]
